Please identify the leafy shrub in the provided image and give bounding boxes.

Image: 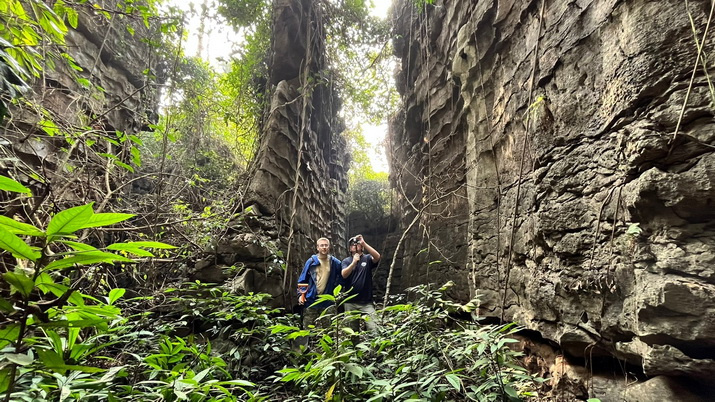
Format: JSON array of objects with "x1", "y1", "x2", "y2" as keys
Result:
[
  {"x1": 273, "y1": 283, "x2": 542, "y2": 401},
  {"x1": 0, "y1": 176, "x2": 175, "y2": 400},
  {"x1": 154, "y1": 283, "x2": 300, "y2": 383}
]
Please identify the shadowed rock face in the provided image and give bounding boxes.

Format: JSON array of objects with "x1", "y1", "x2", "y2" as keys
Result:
[
  {"x1": 4, "y1": 1, "x2": 159, "y2": 188},
  {"x1": 389, "y1": 0, "x2": 715, "y2": 391}
]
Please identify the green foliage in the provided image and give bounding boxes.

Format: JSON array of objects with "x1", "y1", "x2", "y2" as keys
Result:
[
  {"x1": 1, "y1": 0, "x2": 161, "y2": 214},
  {"x1": 145, "y1": 54, "x2": 258, "y2": 188},
  {"x1": 1, "y1": 2, "x2": 550, "y2": 400},
  {"x1": 625, "y1": 223, "x2": 642, "y2": 237},
  {"x1": 0, "y1": 185, "x2": 177, "y2": 399},
  {"x1": 346, "y1": 129, "x2": 389, "y2": 182},
  {"x1": 412, "y1": 0, "x2": 436, "y2": 11},
  {"x1": 129, "y1": 335, "x2": 254, "y2": 401},
  {"x1": 159, "y1": 283, "x2": 299, "y2": 385},
  {"x1": 0, "y1": 182, "x2": 541, "y2": 400},
  {"x1": 344, "y1": 130, "x2": 391, "y2": 225},
  {"x1": 0, "y1": 0, "x2": 74, "y2": 79},
  {"x1": 216, "y1": 0, "x2": 270, "y2": 30},
  {"x1": 0, "y1": 0, "x2": 78, "y2": 122},
  {"x1": 0, "y1": 182, "x2": 279, "y2": 399},
  {"x1": 326, "y1": 3, "x2": 400, "y2": 127},
  {"x1": 346, "y1": 176, "x2": 390, "y2": 226},
  {"x1": 274, "y1": 284, "x2": 542, "y2": 401}
]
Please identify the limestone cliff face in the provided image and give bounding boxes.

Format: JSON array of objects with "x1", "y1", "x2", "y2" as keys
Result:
[
  {"x1": 246, "y1": 0, "x2": 349, "y2": 294},
  {"x1": 390, "y1": 0, "x2": 715, "y2": 392},
  {"x1": 3, "y1": 1, "x2": 159, "y2": 201}
]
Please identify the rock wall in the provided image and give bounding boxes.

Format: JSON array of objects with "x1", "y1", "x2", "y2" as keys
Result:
[
  {"x1": 2, "y1": 0, "x2": 159, "y2": 203},
  {"x1": 246, "y1": 0, "x2": 349, "y2": 303},
  {"x1": 390, "y1": 0, "x2": 715, "y2": 396}
]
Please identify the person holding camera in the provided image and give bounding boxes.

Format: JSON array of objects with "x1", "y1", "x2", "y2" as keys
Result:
[{"x1": 341, "y1": 234, "x2": 381, "y2": 331}]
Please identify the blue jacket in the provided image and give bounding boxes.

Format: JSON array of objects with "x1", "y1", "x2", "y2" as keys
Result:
[{"x1": 298, "y1": 254, "x2": 343, "y2": 309}]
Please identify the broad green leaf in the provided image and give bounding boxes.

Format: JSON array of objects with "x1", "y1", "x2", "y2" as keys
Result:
[
  {"x1": 77, "y1": 250, "x2": 134, "y2": 261},
  {"x1": 35, "y1": 273, "x2": 80, "y2": 304},
  {"x1": 68, "y1": 343, "x2": 91, "y2": 361},
  {"x1": 5, "y1": 352, "x2": 33, "y2": 366},
  {"x1": 39, "y1": 119, "x2": 60, "y2": 136},
  {"x1": 57, "y1": 240, "x2": 97, "y2": 251},
  {"x1": 66, "y1": 8, "x2": 78, "y2": 28},
  {"x1": 113, "y1": 160, "x2": 134, "y2": 172},
  {"x1": 10, "y1": 0, "x2": 27, "y2": 18},
  {"x1": 626, "y1": 223, "x2": 642, "y2": 236},
  {"x1": 60, "y1": 53, "x2": 82, "y2": 71},
  {"x1": 270, "y1": 324, "x2": 300, "y2": 334},
  {"x1": 84, "y1": 212, "x2": 135, "y2": 228},
  {"x1": 0, "y1": 323, "x2": 20, "y2": 349},
  {"x1": 46, "y1": 203, "x2": 94, "y2": 237},
  {"x1": 0, "y1": 175, "x2": 31, "y2": 194},
  {"x1": 45, "y1": 329, "x2": 63, "y2": 354},
  {"x1": 3, "y1": 271, "x2": 35, "y2": 297},
  {"x1": 128, "y1": 134, "x2": 143, "y2": 145},
  {"x1": 99, "y1": 366, "x2": 125, "y2": 383},
  {"x1": 45, "y1": 252, "x2": 132, "y2": 271},
  {"x1": 285, "y1": 330, "x2": 310, "y2": 340},
  {"x1": 0, "y1": 297, "x2": 13, "y2": 313},
  {"x1": 504, "y1": 385, "x2": 518, "y2": 399},
  {"x1": 113, "y1": 247, "x2": 153, "y2": 257},
  {"x1": 131, "y1": 146, "x2": 141, "y2": 166},
  {"x1": 111, "y1": 241, "x2": 176, "y2": 249},
  {"x1": 52, "y1": 363, "x2": 105, "y2": 373},
  {"x1": 216, "y1": 379, "x2": 255, "y2": 387},
  {"x1": 0, "y1": 215, "x2": 44, "y2": 236},
  {"x1": 35, "y1": 271, "x2": 56, "y2": 288},
  {"x1": 444, "y1": 373, "x2": 460, "y2": 391},
  {"x1": 37, "y1": 348, "x2": 65, "y2": 367},
  {"x1": 108, "y1": 288, "x2": 125, "y2": 305},
  {"x1": 67, "y1": 290, "x2": 84, "y2": 306},
  {"x1": 0, "y1": 368, "x2": 10, "y2": 393},
  {"x1": 0, "y1": 226, "x2": 41, "y2": 261},
  {"x1": 193, "y1": 367, "x2": 211, "y2": 383},
  {"x1": 345, "y1": 363, "x2": 363, "y2": 378}
]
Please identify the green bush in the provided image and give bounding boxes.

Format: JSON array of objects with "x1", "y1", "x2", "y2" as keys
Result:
[{"x1": 273, "y1": 283, "x2": 543, "y2": 401}]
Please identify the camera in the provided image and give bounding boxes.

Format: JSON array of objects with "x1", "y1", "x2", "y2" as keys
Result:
[{"x1": 348, "y1": 236, "x2": 359, "y2": 245}]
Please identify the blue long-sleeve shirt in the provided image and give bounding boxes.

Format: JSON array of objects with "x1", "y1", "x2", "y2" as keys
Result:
[{"x1": 297, "y1": 254, "x2": 343, "y2": 309}]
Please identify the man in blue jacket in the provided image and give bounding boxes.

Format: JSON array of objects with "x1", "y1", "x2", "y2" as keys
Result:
[{"x1": 297, "y1": 237, "x2": 343, "y2": 331}]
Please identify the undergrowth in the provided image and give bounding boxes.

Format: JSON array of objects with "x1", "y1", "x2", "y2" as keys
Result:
[{"x1": 2, "y1": 274, "x2": 542, "y2": 401}]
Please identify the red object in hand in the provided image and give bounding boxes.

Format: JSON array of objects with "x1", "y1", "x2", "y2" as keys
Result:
[{"x1": 298, "y1": 284, "x2": 308, "y2": 304}]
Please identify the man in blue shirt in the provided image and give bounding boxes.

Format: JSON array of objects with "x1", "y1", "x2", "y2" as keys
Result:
[
  {"x1": 297, "y1": 237, "x2": 343, "y2": 331},
  {"x1": 341, "y1": 234, "x2": 381, "y2": 331}
]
